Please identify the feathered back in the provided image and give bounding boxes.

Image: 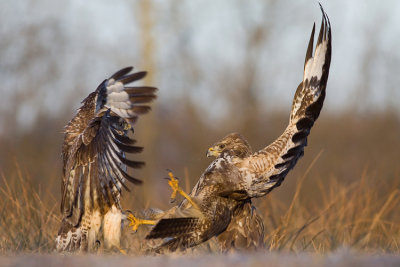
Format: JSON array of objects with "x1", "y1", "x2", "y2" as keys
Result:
[{"x1": 61, "y1": 67, "x2": 157, "y2": 226}]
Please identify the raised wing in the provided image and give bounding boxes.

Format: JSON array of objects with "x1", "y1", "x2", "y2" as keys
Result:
[
  {"x1": 240, "y1": 5, "x2": 331, "y2": 198},
  {"x1": 61, "y1": 67, "x2": 157, "y2": 226}
]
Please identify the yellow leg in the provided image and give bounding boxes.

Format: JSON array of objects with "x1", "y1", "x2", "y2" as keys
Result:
[
  {"x1": 127, "y1": 213, "x2": 156, "y2": 232},
  {"x1": 167, "y1": 172, "x2": 200, "y2": 210}
]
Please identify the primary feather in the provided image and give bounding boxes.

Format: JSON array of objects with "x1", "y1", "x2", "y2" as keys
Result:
[
  {"x1": 240, "y1": 6, "x2": 331, "y2": 198},
  {"x1": 146, "y1": 5, "x2": 331, "y2": 253},
  {"x1": 56, "y1": 67, "x2": 156, "y2": 252}
]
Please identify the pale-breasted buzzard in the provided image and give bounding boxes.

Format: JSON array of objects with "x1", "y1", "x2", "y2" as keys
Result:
[{"x1": 143, "y1": 6, "x2": 332, "y2": 253}]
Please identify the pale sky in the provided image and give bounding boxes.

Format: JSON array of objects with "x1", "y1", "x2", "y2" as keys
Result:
[{"x1": 0, "y1": 0, "x2": 399, "y2": 132}]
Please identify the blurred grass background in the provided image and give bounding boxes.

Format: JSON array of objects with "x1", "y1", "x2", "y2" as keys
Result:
[
  {"x1": 0, "y1": 0, "x2": 399, "y2": 254},
  {"x1": 1, "y1": 113, "x2": 399, "y2": 253}
]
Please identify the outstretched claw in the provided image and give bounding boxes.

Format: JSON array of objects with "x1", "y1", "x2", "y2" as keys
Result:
[
  {"x1": 127, "y1": 213, "x2": 156, "y2": 232},
  {"x1": 167, "y1": 172, "x2": 179, "y2": 203},
  {"x1": 167, "y1": 171, "x2": 200, "y2": 210}
]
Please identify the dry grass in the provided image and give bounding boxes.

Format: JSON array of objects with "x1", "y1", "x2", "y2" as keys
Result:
[
  {"x1": 259, "y1": 161, "x2": 400, "y2": 253},
  {"x1": 0, "y1": 162, "x2": 59, "y2": 253},
  {"x1": 0, "y1": 156, "x2": 399, "y2": 254},
  {"x1": 0, "y1": 113, "x2": 399, "y2": 254}
]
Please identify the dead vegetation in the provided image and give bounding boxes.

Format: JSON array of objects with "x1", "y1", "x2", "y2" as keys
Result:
[{"x1": 0, "y1": 113, "x2": 399, "y2": 254}]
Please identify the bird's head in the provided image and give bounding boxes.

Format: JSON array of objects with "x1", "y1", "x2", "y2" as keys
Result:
[{"x1": 206, "y1": 132, "x2": 252, "y2": 159}]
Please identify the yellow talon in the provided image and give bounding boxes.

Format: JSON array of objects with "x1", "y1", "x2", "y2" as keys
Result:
[
  {"x1": 167, "y1": 171, "x2": 200, "y2": 210},
  {"x1": 119, "y1": 248, "x2": 127, "y2": 255},
  {"x1": 127, "y1": 213, "x2": 156, "y2": 232},
  {"x1": 168, "y1": 172, "x2": 179, "y2": 201}
]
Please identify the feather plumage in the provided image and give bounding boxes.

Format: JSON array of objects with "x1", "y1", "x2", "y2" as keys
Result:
[
  {"x1": 146, "y1": 5, "x2": 331, "y2": 253},
  {"x1": 240, "y1": 5, "x2": 331, "y2": 198},
  {"x1": 56, "y1": 67, "x2": 156, "y2": 252}
]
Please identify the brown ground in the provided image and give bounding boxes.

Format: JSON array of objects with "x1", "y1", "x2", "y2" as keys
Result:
[{"x1": 1, "y1": 250, "x2": 400, "y2": 267}]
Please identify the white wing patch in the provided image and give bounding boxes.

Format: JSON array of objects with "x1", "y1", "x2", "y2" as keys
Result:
[
  {"x1": 238, "y1": 6, "x2": 331, "y2": 198},
  {"x1": 106, "y1": 79, "x2": 124, "y2": 93},
  {"x1": 304, "y1": 41, "x2": 328, "y2": 82},
  {"x1": 105, "y1": 81, "x2": 133, "y2": 118}
]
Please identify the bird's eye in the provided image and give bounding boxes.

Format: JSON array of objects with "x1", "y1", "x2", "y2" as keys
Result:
[{"x1": 219, "y1": 144, "x2": 225, "y2": 149}]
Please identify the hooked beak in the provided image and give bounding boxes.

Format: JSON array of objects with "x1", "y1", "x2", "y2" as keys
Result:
[
  {"x1": 206, "y1": 147, "x2": 219, "y2": 158},
  {"x1": 206, "y1": 147, "x2": 213, "y2": 157}
]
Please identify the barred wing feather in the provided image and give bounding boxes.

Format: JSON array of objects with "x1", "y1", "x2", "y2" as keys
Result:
[
  {"x1": 61, "y1": 67, "x2": 156, "y2": 226},
  {"x1": 240, "y1": 6, "x2": 332, "y2": 198}
]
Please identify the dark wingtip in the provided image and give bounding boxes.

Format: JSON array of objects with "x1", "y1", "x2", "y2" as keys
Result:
[
  {"x1": 317, "y1": 3, "x2": 332, "y2": 67},
  {"x1": 317, "y1": 13, "x2": 324, "y2": 46},
  {"x1": 110, "y1": 66, "x2": 134, "y2": 80},
  {"x1": 305, "y1": 2, "x2": 330, "y2": 70},
  {"x1": 128, "y1": 177, "x2": 143, "y2": 185},
  {"x1": 318, "y1": 3, "x2": 331, "y2": 43},
  {"x1": 119, "y1": 71, "x2": 147, "y2": 85},
  {"x1": 318, "y1": 2, "x2": 324, "y2": 11},
  {"x1": 304, "y1": 22, "x2": 316, "y2": 70},
  {"x1": 318, "y1": 2, "x2": 327, "y2": 19}
]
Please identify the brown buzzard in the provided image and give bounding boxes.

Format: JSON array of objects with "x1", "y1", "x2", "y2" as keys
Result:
[
  {"x1": 141, "y1": 6, "x2": 332, "y2": 253},
  {"x1": 55, "y1": 67, "x2": 156, "y2": 252}
]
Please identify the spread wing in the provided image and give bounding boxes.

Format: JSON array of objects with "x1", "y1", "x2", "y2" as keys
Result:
[
  {"x1": 240, "y1": 6, "x2": 331, "y2": 198},
  {"x1": 61, "y1": 67, "x2": 157, "y2": 226}
]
